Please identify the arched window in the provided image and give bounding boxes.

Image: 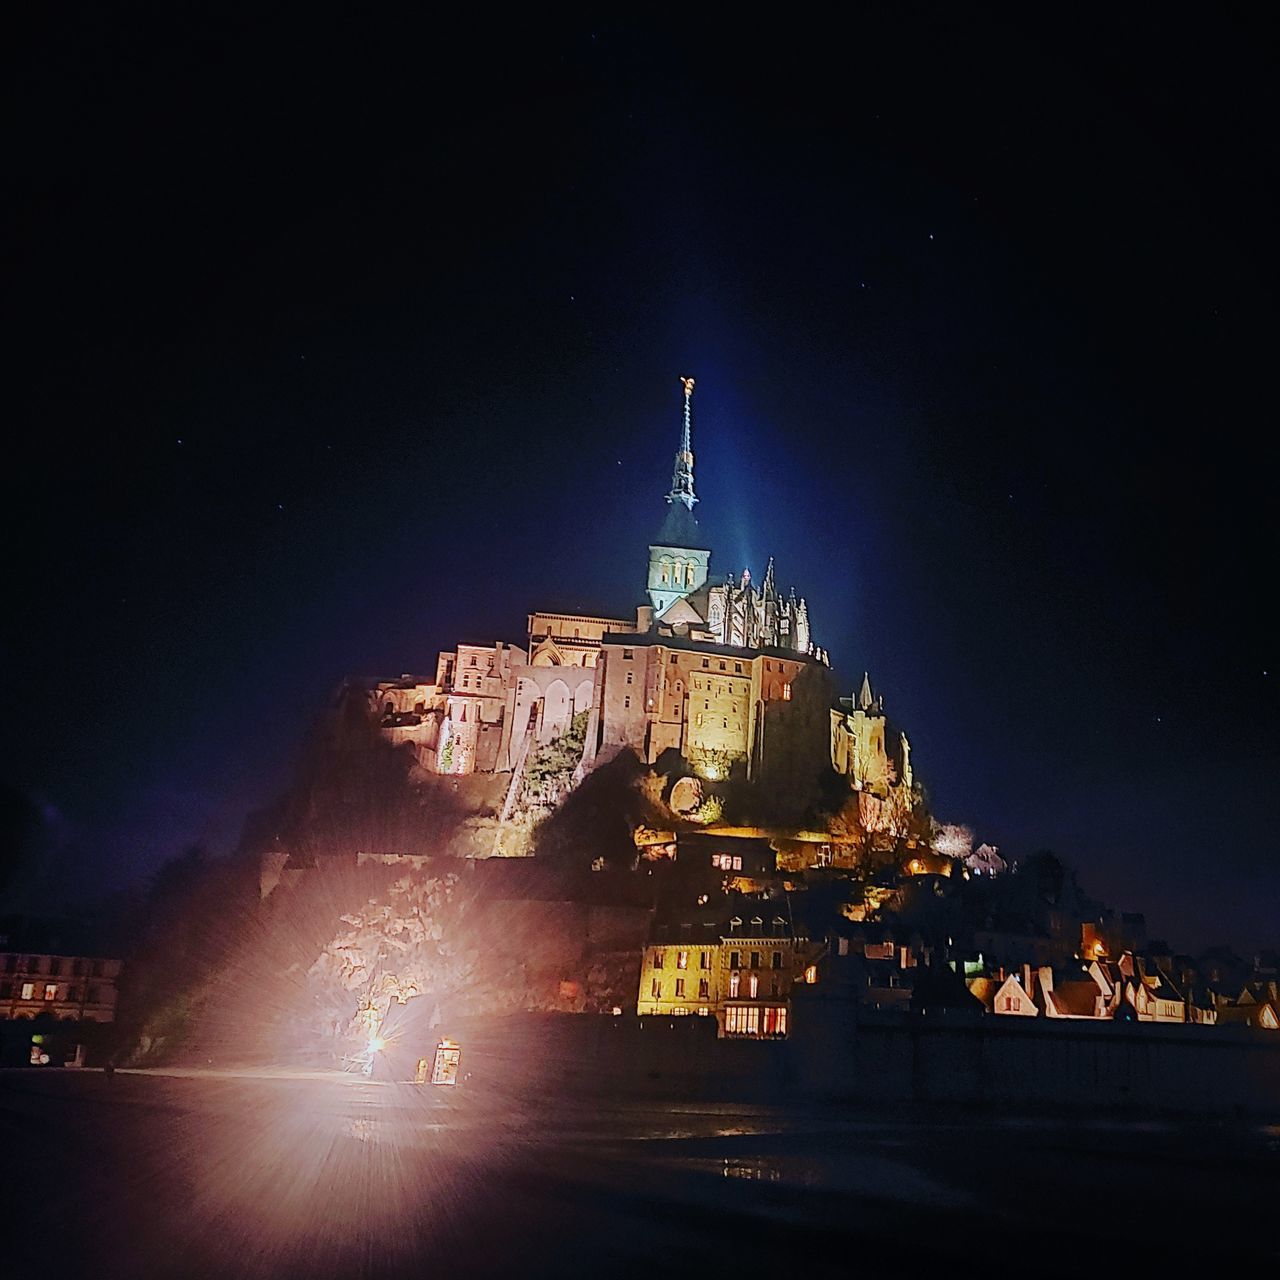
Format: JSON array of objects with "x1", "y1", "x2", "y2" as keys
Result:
[{"x1": 686, "y1": 561, "x2": 696, "y2": 586}]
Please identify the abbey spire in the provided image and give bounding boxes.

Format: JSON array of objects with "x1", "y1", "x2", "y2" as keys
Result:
[
  {"x1": 648, "y1": 376, "x2": 711, "y2": 615},
  {"x1": 667, "y1": 375, "x2": 698, "y2": 514},
  {"x1": 653, "y1": 375, "x2": 709, "y2": 556}
]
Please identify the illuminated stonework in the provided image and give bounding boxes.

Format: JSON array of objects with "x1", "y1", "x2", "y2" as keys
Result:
[{"x1": 636, "y1": 915, "x2": 818, "y2": 1037}]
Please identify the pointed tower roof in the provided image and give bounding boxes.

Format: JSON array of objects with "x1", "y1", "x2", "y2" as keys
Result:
[
  {"x1": 655, "y1": 375, "x2": 709, "y2": 548},
  {"x1": 858, "y1": 671, "x2": 875, "y2": 710}
]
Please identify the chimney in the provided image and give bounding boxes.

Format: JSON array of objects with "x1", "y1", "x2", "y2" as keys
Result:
[{"x1": 1022, "y1": 963, "x2": 1032, "y2": 994}]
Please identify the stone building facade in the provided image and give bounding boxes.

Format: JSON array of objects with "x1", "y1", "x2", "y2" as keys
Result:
[
  {"x1": 0, "y1": 951, "x2": 121, "y2": 1023},
  {"x1": 527, "y1": 610, "x2": 637, "y2": 668},
  {"x1": 829, "y1": 671, "x2": 916, "y2": 829},
  {"x1": 636, "y1": 913, "x2": 819, "y2": 1036},
  {"x1": 583, "y1": 634, "x2": 817, "y2": 779}
]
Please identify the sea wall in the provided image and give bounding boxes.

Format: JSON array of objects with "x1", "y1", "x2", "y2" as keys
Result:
[{"x1": 444, "y1": 1008, "x2": 1280, "y2": 1115}]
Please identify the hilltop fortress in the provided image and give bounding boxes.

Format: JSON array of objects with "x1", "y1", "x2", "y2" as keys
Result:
[{"x1": 357, "y1": 377, "x2": 916, "y2": 840}]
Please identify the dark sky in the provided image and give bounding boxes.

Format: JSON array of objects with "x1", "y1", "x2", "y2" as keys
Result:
[{"x1": 5, "y1": 9, "x2": 1276, "y2": 948}]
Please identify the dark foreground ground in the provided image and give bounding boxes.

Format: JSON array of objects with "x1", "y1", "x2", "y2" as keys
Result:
[{"x1": 1, "y1": 1068, "x2": 1276, "y2": 1278}]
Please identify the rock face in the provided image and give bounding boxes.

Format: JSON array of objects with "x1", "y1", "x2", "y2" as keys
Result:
[{"x1": 669, "y1": 776, "x2": 703, "y2": 816}]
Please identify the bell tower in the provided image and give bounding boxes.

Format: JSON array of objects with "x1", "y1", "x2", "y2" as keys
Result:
[{"x1": 647, "y1": 376, "x2": 711, "y2": 616}]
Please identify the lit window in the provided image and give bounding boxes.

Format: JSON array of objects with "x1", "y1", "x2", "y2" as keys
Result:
[
  {"x1": 726, "y1": 1005, "x2": 761, "y2": 1035},
  {"x1": 676, "y1": 951, "x2": 688, "y2": 970},
  {"x1": 782, "y1": 683, "x2": 792, "y2": 700},
  {"x1": 44, "y1": 983, "x2": 57, "y2": 1000},
  {"x1": 762, "y1": 1006, "x2": 788, "y2": 1036},
  {"x1": 733, "y1": 856, "x2": 742, "y2": 870},
  {"x1": 700, "y1": 951, "x2": 710, "y2": 969},
  {"x1": 653, "y1": 950, "x2": 665, "y2": 969},
  {"x1": 748, "y1": 974, "x2": 759, "y2": 998},
  {"x1": 729, "y1": 972, "x2": 741, "y2": 997},
  {"x1": 804, "y1": 965, "x2": 819, "y2": 985},
  {"x1": 20, "y1": 982, "x2": 34, "y2": 1000}
]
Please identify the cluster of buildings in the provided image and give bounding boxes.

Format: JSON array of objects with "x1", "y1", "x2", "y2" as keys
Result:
[
  {"x1": 0, "y1": 923, "x2": 122, "y2": 1066},
  {"x1": 627, "y1": 831, "x2": 1279, "y2": 1039},
  {"x1": 361, "y1": 377, "x2": 913, "y2": 815}
]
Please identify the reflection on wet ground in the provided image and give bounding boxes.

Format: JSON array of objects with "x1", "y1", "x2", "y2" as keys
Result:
[{"x1": 1, "y1": 1069, "x2": 1277, "y2": 1277}]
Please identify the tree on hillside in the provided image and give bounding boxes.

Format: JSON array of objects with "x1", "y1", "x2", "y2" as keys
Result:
[{"x1": 304, "y1": 872, "x2": 529, "y2": 1054}]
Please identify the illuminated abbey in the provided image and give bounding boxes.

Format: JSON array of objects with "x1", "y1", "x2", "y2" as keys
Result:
[{"x1": 365, "y1": 378, "x2": 913, "y2": 818}]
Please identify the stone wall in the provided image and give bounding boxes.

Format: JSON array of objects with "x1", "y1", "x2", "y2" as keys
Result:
[{"x1": 438, "y1": 1007, "x2": 1280, "y2": 1114}]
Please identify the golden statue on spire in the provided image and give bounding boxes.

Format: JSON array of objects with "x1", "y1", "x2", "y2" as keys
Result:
[{"x1": 680, "y1": 376, "x2": 695, "y2": 397}]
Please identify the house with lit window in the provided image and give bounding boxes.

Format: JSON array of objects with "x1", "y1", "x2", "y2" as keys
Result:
[
  {"x1": 0, "y1": 950, "x2": 122, "y2": 1025},
  {"x1": 801, "y1": 921, "x2": 923, "y2": 1012},
  {"x1": 636, "y1": 907, "x2": 819, "y2": 1037},
  {"x1": 968, "y1": 971, "x2": 1039, "y2": 1016}
]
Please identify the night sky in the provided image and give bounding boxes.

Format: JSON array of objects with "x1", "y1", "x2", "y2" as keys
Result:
[{"x1": 6, "y1": 11, "x2": 1276, "y2": 948}]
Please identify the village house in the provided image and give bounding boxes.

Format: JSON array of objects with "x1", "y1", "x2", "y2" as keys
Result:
[{"x1": 636, "y1": 909, "x2": 820, "y2": 1037}]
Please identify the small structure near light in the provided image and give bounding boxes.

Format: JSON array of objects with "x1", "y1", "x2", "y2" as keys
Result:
[{"x1": 418, "y1": 1037, "x2": 462, "y2": 1086}]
